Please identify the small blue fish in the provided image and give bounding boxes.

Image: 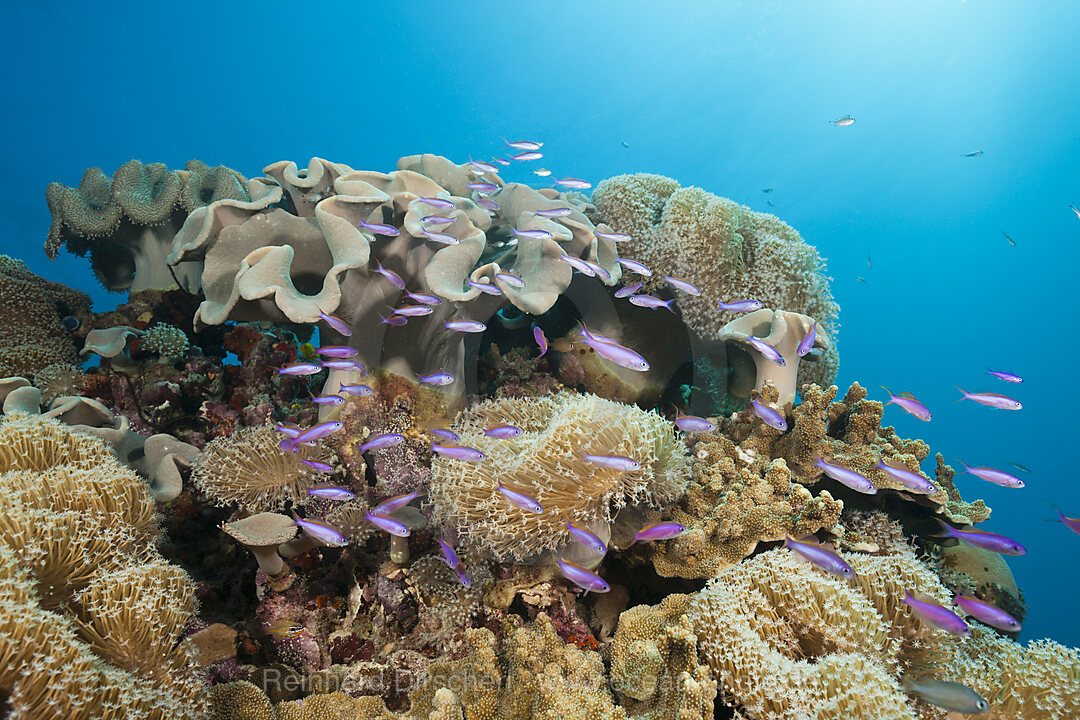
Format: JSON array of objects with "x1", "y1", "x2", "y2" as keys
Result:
[
  {"x1": 307, "y1": 486, "x2": 354, "y2": 501},
  {"x1": 359, "y1": 433, "x2": 405, "y2": 452},
  {"x1": 513, "y1": 150, "x2": 543, "y2": 161},
  {"x1": 985, "y1": 368, "x2": 1023, "y2": 383},
  {"x1": 497, "y1": 484, "x2": 543, "y2": 513},
  {"x1": 469, "y1": 159, "x2": 499, "y2": 174},
  {"x1": 311, "y1": 394, "x2": 345, "y2": 405},
  {"x1": 418, "y1": 372, "x2": 455, "y2": 386},
  {"x1": 503, "y1": 138, "x2": 543, "y2": 151},
  {"x1": 484, "y1": 424, "x2": 522, "y2": 439},
  {"x1": 567, "y1": 521, "x2": 607, "y2": 555},
  {"x1": 557, "y1": 557, "x2": 609, "y2": 593},
  {"x1": 365, "y1": 512, "x2": 410, "y2": 537},
  {"x1": 576, "y1": 324, "x2": 650, "y2": 371},
  {"x1": 320, "y1": 360, "x2": 365, "y2": 371},
  {"x1": 717, "y1": 299, "x2": 763, "y2": 313}
]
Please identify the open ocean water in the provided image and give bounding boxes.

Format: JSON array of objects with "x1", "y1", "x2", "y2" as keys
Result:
[{"x1": 2, "y1": 0, "x2": 1077, "y2": 653}]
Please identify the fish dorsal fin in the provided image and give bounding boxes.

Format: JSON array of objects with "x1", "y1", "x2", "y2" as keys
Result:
[{"x1": 911, "y1": 592, "x2": 941, "y2": 606}]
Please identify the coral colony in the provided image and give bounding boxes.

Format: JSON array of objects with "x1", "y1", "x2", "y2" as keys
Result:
[{"x1": 0, "y1": 146, "x2": 1077, "y2": 720}]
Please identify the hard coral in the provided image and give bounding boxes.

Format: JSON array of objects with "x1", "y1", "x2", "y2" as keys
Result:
[
  {"x1": 0, "y1": 255, "x2": 88, "y2": 380},
  {"x1": 428, "y1": 392, "x2": 690, "y2": 562},
  {"x1": 592, "y1": 173, "x2": 840, "y2": 391},
  {"x1": 141, "y1": 322, "x2": 191, "y2": 360}
]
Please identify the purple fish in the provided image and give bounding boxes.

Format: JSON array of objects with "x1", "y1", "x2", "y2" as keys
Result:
[
  {"x1": 663, "y1": 276, "x2": 700, "y2": 295},
  {"x1": 558, "y1": 255, "x2": 597, "y2": 276},
  {"x1": 595, "y1": 230, "x2": 631, "y2": 242},
  {"x1": 628, "y1": 294, "x2": 674, "y2": 311},
  {"x1": 954, "y1": 460, "x2": 1025, "y2": 488},
  {"x1": 431, "y1": 428, "x2": 459, "y2": 442},
  {"x1": 301, "y1": 460, "x2": 335, "y2": 473},
  {"x1": 796, "y1": 322, "x2": 817, "y2": 357},
  {"x1": 875, "y1": 460, "x2": 936, "y2": 494},
  {"x1": 423, "y1": 229, "x2": 460, "y2": 245},
  {"x1": 495, "y1": 272, "x2": 525, "y2": 288},
  {"x1": 431, "y1": 444, "x2": 487, "y2": 462},
  {"x1": 444, "y1": 320, "x2": 486, "y2": 333},
  {"x1": 405, "y1": 291, "x2": 443, "y2": 306},
  {"x1": 881, "y1": 386, "x2": 932, "y2": 422},
  {"x1": 467, "y1": 279, "x2": 503, "y2": 296},
  {"x1": 717, "y1": 299, "x2": 763, "y2": 313},
  {"x1": 614, "y1": 283, "x2": 642, "y2": 298},
  {"x1": 741, "y1": 335, "x2": 786, "y2": 366},
  {"x1": 955, "y1": 593, "x2": 1021, "y2": 632},
  {"x1": 339, "y1": 384, "x2": 373, "y2": 397},
  {"x1": 372, "y1": 489, "x2": 423, "y2": 515},
  {"x1": 393, "y1": 305, "x2": 435, "y2": 317},
  {"x1": 585, "y1": 260, "x2": 612, "y2": 282},
  {"x1": 784, "y1": 536, "x2": 855, "y2": 579},
  {"x1": 293, "y1": 516, "x2": 348, "y2": 546},
  {"x1": 674, "y1": 414, "x2": 716, "y2": 433},
  {"x1": 503, "y1": 138, "x2": 543, "y2": 151},
  {"x1": 533, "y1": 326, "x2": 548, "y2": 357},
  {"x1": 421, "y1": 214, "x2": 455, "y2": 226},
  {"x1": 752, "y1": 399, "x2": 788, "y2": 431},
  {"x1": 469, "y1": 159, "x2": 499, "y2": 173},
  {"x1": 1049, "y1": 502, "x2": 1080, "y2": 536},
  {"x1": 576, "y1": 324, "x2": 650, "y2": 371},
  {"x1": 317, "y1": 345, "x2": 359, "y2": 358},
  {"x1": 484, "y1": 424, "x2": 522, "y2": 439},
  {"x1": 567, "y1": 522, "x2": 607, "y2": 555},
  {"x1": 276, "y1": 423, "x2": 302, "y2": 438},
  {"x1": 318, "y1": 312, "x2": 352, "y2": 337},
  {"x1": 419, "y1": 196, "x2": 457, "y2": 210},
  {"x1": 307, "y1": 486, "x2": 354, "y2": 501},
  {"x1": 985, "y1": 368, "x2": 1023, "y2": 384},
  {"x1": 467, "y1": 181, "x2": 498, "y2": 193},
  {"x1": 513, "y1": 151, "x2": 543, "y2": 161},
  {"x1": 955, "y1": 386, "x2": 1022, "y2": 410},
  {"x1": 418, "y1": 372, "x2": 455, "y2": 386},
  {"x1": 557, "y1": 557, "x2": 610, "y2": 593},
  {"x1": 277, "y1": 363, "x2": 322, "y2": 376},
  {"x1": 633, "y1": 522, "x2": 686, "y2": 543},
  {"x1": 617, "y1": 258, "x2": 652, "y2": 276},
  {"x1": 373, "y1": 261, "x2": 406, "y2": 289},
  {"x1": 455, "y1": 567, "x2": 472, "y2": 588},
  {"x1": 311, "y1": 394, "x2": 345, "y2": 405},
  {"x1": 814, "y1": 457, "x2": 877, "y2": 494},
  {"x1": 497, "y1": 484, "x2": 543, "y2": 513},
  {"x1": 380, "y1": 314, "x2": 408, "y2": 326},
  {"x1": 477, "y1": 197, "x2": 500, "y2": 211},
  {"x1": 903, "y1": 592, "x2": 970, "y2": 636},
  {"x1": 583, "y1": 453, "x2": 640, "y2": 471},
  {"x1": 359, "y1": 433, "x2": 405, "y2": 452},
  {"x1": 294, "y1": 421, "x2": 345, "y2": 445},
  {"x1": 555, "y1": 177, "x2": 592, "y2": 189},
  {"x1": 438, "y1": 537, "x2": 461, "y2": 569},
  {"x1": 934, "y1": 519, "x2": 1026, "y2": 556},
  {"x1": 320, "y1": 360, "x2": 365, "y2": 371},
  {"x1": 492, "y1": 156, "x2": 512, "y2": 166},
  {"x1": 359, "y1": 220, "x2": 399, "y2": 237},
  {"x1": 513, "y1": 228, "x2": 553, "y2": 240},
  {"x1": 535, "y1": 207, "x2": 572, "y2": 218},
  {"x1": 365, "y1": 512, "x2": 410, "y2": 537}
]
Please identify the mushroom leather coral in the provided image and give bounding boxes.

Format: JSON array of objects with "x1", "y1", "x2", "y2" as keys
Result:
[
  {"x1": 0, "y1": 414, "x2": 206, "y2": 719},
  {"x1": 0, "y1": 255, "x2": 88, "y2": 380},
  {"x1": 591, "y1": 173, "x2": 840, "y2": 391},
  {"x1": 427, "y1": 392, "x2": 690, "y2": 562}
]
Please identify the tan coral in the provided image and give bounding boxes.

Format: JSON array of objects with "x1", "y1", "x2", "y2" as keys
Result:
[
  {"x1": 31, "y1": 362, "x2": 85, "y2": 405},
  {"x1": 191, "y1": 424, "x2": 339, "y2": 512},
  {"x1": 592, "y1": 173, "x2": 840, "y2": 392},
  {"x1": 0, "y1": 255, "x2": 87, "y2": 380},
  {"x1": 427, "y1": 392, "x2": 690, "y2": 562}
]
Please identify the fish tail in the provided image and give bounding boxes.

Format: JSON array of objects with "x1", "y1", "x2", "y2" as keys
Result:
[
  {"x1": 951, "y1": 457, "x2": 969, "y2": 473},
  {"x1": 953, "y1": 384, "x2": 967, "y2": 401},
  {"x1": 930, "y1": 518, "x2": 956, "y2": 538},
  {"x1": 880, "y1": 385, "x2": 895, "y2": 402}
]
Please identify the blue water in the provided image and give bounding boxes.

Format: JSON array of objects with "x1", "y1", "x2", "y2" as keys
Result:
[{"x1": 2, "y1": 1, "x2": 1077, "y2": 647}]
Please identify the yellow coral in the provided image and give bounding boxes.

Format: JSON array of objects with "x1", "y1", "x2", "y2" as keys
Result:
[
  {"x1": 192, "y1": 423, "x2": 338, "y2": 512},
  {"x1": 428, "y1": 392, "x2": 689, "y2": 562},
  {"x1": 592, "y1": 173, "x2": 840, "y2": 389}
]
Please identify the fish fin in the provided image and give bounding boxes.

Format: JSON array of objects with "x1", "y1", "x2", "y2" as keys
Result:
[
  {"x1": 953, "y1": 384, "x2": 967, "y2": 401},
  {"x1": 880, "y1": 385, "x2": 895, "y2": 401},
  {"x1": 930, "y1": 518, "x2": 955, "y2": 538}
]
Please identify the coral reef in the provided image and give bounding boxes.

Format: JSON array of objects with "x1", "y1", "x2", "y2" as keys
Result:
[
  {"x1": 45, "y1": 159, "x2": 249, "y2": 292},
  {"x1": 592, "y1": 173, "x2": 840, "y2": 393},
  {"x1": 428, "y1": 392, "x2": 690, "y2": 562}
]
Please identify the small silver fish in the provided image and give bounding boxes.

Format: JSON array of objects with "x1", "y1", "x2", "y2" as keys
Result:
[
  {"x1": 628, "y1": 294, "x2": 674, "y2": 311},
  {"x1": 555, "y1": 177, "x2": 592, "y2": 189},
  {"x1": 503, "y1": 138, "x2": 543, "y2": 151},
  {"x1": 484, "y1": 425, "x2": 522, "y2": 439},
  {"x1": 534, "y1": 207, "x2": 572, "y2": 218},
  {"x1": 513, "y1": 151, "x2": 543, "y2": 161},
  {"x1": 307, "y1": 486, "x2": 354, "y2": 501},
  {"x1": 418, "y1": 372, "x2": 455, "y2": 386},
  {"x1": 901, "y1": 676, "x2": 989, "y2": 715},
  {"x1": 277, "y1": 363, "x2": 322, "y2": 376},
  {"x1": 674, "y1": 413, "x2": 716, "y2": 433},
  {"x1": 1003, "y1": 230, "x2": 1016, "y2": 247},
  {"x1": 616, "y1": 258, "x2": 652, "y2": 276},
  {"x1": 559, "y1": 255, "x2": 597, "y2": 276},
  {"x1": 418, "y1": 197, "x2": 456, "y2": 210},
  {"x1": 962, "y1": 150, "x2": 984, "y2": 158},
  {"x1": 830, "y1": 115, "x2": 855, "y2": 126},
  {"x1": 717, "y1": 299, "x2": 763, "y2": 313},
  {"x1": 582, "y1": 453, "x2": 640, "y2": 471},
  {"x1": 513, "y1": 228, "x2": 552, "y2": 240},
  {"x1": 595, "y1": 231, "x2": 631, "y2": 243},
  {"x1": 663, "y1": 276, "x2": 700, "y2": 295},
  {"x1": 422, "y1": 229, "x2": 460, "y2": 245},
  {"x1": 320, "y1": 360, "x2": 365, "y2": 371},
  {"x1": 495, "y1": 272, "x2": 526, "y2": 288},
  {"x1": 444, "y1": 320, "x2": 487, "y2": 333},
  {"x1": 469, "y1": 159, "x2": 499, "y2": 173},
  {"x1": 467, "y1": 279, "x2": 502, "y2": 296},
  {"x1": 405, "y1": 291, "x2": 443, "y2": 306},
  {"x1": 533, "y1": 168, "x2": 552, "y2": 177}
]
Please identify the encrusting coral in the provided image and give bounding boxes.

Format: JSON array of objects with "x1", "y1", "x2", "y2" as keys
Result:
[
  {"x1": 427, "y1": 392, "x2": 690, "y2": 562},
  {"x1": 0, "y1": 255, "x2": 89, "y2": 380},
  {"x1": 0, "y1": 414, "x2": 207, "y2": 719},
  {"x1": 591, "y1": 173, "x2": 840, "y2": 393},
  {"x1": 45, "y1": 159, "x2": 249, "y2": 292}
]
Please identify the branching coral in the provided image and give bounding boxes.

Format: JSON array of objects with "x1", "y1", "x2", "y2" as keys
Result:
[
  {"x1": 141, "y1": 322, "x2": 191, "y2": 359},
  {"x1": 592, "y1": 173, "x2": 840, "y2": 392},
  {"x1": 45, "y1": 159, "x2": 249, "y2": 292},
  {"x1": 427, "y1": 392, "x2": 690, "y2": 562},
  {"x1": 192, "y1": 423, "x2": 339, "y2": 512},
  {"x1": 0, "y1": 414, "x2": 207, "y2": 719},
  {"x1": 0, "y1": 255, "x2": 88, "y2": 380}
]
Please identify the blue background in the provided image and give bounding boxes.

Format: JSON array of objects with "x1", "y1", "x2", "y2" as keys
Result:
[{"x1": 2, "y1": 1, "x2": 1077, "y2": 646}]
